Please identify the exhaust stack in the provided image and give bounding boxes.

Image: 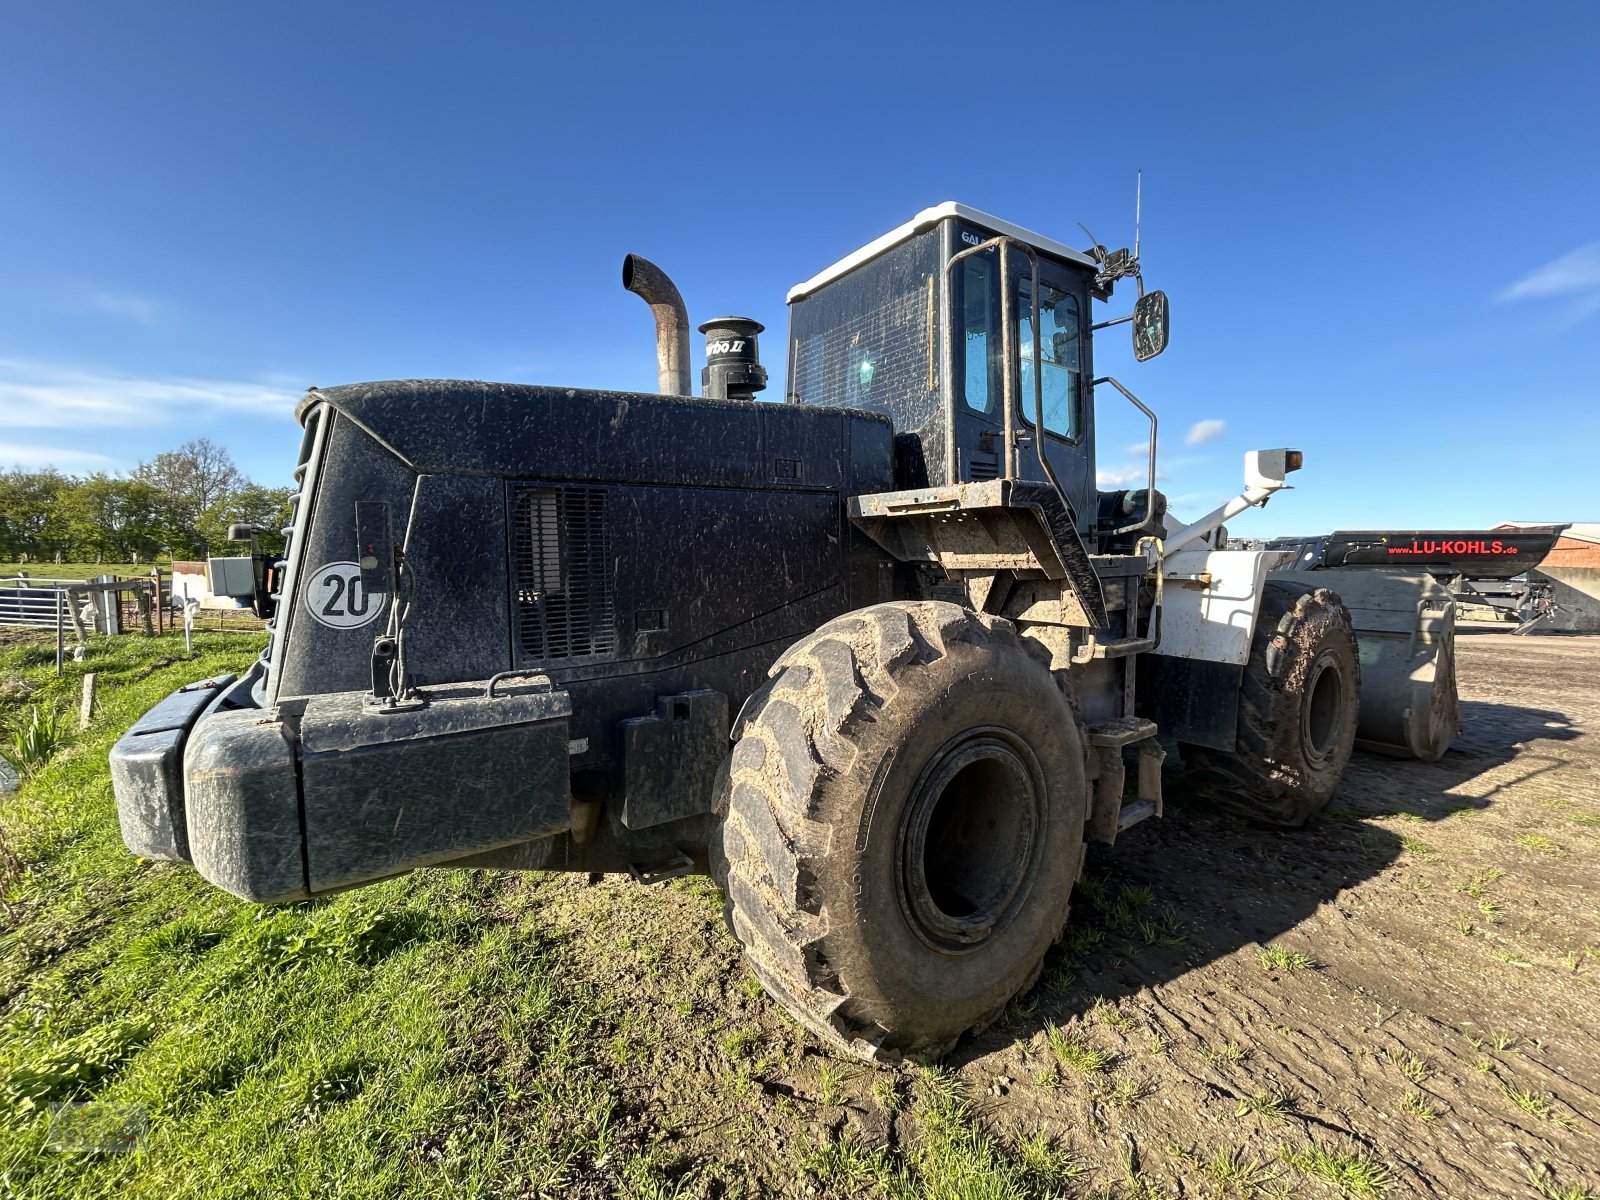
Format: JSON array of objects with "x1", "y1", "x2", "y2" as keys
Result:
[{"x1": 622, "y1": 254, "x2": 692, "y2": 397}]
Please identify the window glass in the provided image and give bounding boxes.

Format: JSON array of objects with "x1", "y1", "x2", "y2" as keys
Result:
[
  {"x1": 788, "y1": 232, "x2": 937, "y2": 420},
  {"x1": 960, "y1": 256, "x2": 998, "y2": 415},
  {"x1": 1019, "y1": 283, "x2": 1081, "y2": 440}
]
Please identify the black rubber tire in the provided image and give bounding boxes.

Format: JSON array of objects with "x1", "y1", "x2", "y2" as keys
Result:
[
  {"x1": 709, "y1": 601, "x2": 1087, "y2": 1063},
  {"x1": 1182, "y1": 581, "x2": 1360, "y2": 826}
]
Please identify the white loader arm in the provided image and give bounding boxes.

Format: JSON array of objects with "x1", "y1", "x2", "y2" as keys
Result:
[{"x1": 1161, "y1": 449, "x2": 1303, "y2": 558}]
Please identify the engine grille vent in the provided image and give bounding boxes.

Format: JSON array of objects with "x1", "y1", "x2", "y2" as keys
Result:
[
  {"x1": 512, "y1": 486, "x2": 616, "y2": 662},
  {"x1": 967, "y1": 453, "x2": 1000, "y2": 481}
]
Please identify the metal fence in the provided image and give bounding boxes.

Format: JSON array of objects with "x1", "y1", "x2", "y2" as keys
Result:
[{"x1": 1, "y1": 574, "x2": 164, "y2": 674}]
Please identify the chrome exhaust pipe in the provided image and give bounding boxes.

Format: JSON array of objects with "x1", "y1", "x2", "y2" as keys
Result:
[{"x1": 622, "y1": 254, "x2": 692, "y2": 397}]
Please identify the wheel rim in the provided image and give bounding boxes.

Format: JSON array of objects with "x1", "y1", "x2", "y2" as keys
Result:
[
  {"x1": 1302, "y1": 653, "x2": 1346, "y2": 763},
  {"x1": 898, "y1": 729, "x2": 1044, "y2": 954}
]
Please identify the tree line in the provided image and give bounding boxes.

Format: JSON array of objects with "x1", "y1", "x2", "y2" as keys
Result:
[{"x1": 0, "y1": 438, "x2": 294, "y2": 565}]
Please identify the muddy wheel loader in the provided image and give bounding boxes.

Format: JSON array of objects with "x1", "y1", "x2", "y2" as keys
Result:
[{"x1": 115, "y1": 203, "x2": 1388, "y2": 1062}]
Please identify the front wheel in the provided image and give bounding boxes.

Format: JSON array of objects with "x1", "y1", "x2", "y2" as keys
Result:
[
  {"x1": 710, "y1": 601, "x2": 1087, "y2": 1062},
  {"x1": 1182, "y1": 581, "x2": 1360, "y2": 826}
]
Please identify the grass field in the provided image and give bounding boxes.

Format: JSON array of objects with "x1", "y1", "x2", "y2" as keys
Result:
[
  {"x1": 0, "y1": 628, "x2": 705, "y2": 1199},
  {"x1": 0, "y1": 564, "x2": 164, "y2": 581}
]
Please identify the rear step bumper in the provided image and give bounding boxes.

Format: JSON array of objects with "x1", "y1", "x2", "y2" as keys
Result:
[
  {"x1": 109, "y1": 677, "x2": 573, "y2": 903},
  {"x1": 1085, "y1": 716, "x2": 1165, "y2": 845}
]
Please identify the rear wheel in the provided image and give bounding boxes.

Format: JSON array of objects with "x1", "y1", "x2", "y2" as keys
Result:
[
  {"x1": 1183, "y1": 581, "x2": 1360, "y2": 826},
  {"x1": 710, "y1": 601, "x2": 1087, "y2": 1062}
]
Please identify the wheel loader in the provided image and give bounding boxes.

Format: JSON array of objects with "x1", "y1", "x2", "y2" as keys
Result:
[{"x1": 113, "y1": 203, "x2": 1382, "y2": 1061}]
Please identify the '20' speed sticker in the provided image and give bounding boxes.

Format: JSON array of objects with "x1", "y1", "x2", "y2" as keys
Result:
[{"x1": 304, "y1": 561, "x2": 388, "y2": 629}]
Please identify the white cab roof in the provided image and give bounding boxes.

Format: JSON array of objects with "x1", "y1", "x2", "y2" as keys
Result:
[{"x1": 786, "y1": 201, "x2": 1099, "y2": 303}]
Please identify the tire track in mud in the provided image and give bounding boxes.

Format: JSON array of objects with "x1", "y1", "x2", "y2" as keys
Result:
[{"x1": 954, "y1": 631, "x2": 1600, "y2": 1198}]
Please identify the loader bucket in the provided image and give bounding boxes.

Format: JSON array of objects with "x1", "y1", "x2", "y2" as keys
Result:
[{"x1": 1274, "y1": 570, "x2": 1459, "y2": 761}]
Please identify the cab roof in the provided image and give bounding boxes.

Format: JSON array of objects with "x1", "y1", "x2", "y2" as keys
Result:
[{"x1": 785, "y1": 201, "x2": 1099, "y2": 304}]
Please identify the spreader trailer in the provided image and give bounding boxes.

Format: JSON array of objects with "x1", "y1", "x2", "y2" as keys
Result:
[{"x1": 112, "y1": 203, "x2": 1368, "y2": 1061}]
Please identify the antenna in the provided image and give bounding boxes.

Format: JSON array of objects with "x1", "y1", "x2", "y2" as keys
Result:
[{"x1": 1133, "y1": 169, "x2": 1142, "y2": 261}]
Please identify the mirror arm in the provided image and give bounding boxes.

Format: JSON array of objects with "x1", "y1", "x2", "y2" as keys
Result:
[{"x1": 1092, "y1": 314, "x2": 1134, "y2": 331}]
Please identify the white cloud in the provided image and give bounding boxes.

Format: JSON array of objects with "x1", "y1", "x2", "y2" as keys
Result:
[
  {"x1": 0, "y1": 442, "x2": 114, "y2": 469},
  {"x1": 1097, "y1": 465, "x2": 1145, "y2": 487},
  {"x1": 1498, "y1": 242, "x2": 1600, "y2": 302},
  {"x1": 0, "y1": 357, "x2": 299, "y2": 431},
  {"x1": 1185, "y1": 418, "x2": 1226, "y2": 446},
  {"x1": 85, "y1": 289, "x2": 164, "y2": 326}
]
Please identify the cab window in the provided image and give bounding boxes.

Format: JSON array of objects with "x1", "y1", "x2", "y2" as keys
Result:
[
  {"x1": 1018, "y1": 282, "x2": 1081, "y2": 440},
  {"x1": 959, "y1": 255, "x2": 999, "y2": 416}
]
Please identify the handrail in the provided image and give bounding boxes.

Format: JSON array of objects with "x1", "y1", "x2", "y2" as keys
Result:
[{"x1": 1093, "y1": 376, "x2": 1159, "y2": 535}]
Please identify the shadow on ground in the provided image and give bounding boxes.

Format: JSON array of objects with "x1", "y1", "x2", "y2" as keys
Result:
[{"x1": 953, "y1": 694, "x2": 1580, "y2": 1064}]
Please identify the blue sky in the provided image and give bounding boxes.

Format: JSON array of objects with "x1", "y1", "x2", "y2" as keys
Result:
[{"x1": 2, "y1": 2, "x2": 1596, "y2": 536}]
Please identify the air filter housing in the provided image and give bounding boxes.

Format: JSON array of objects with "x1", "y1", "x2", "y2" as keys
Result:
[{"x1": 699, "y1": 317, "x2": 767, "y2": 401}]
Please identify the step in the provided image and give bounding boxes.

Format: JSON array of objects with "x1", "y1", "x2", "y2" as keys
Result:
[
  {"x1": 1086, "y1": 716, "x2": 1159, "y2": 748},
  {"x1": 1117, "y1": 798, "x2": 1158, "y2": 832}
]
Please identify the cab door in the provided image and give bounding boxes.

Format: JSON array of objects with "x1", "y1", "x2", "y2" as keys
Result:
[
  {"x1": 1013, "y1": 257, "x2": 1095, "y2": 535},
  {"x1": 948, "y1": 230, "x2": 1096, "y2": 535}
]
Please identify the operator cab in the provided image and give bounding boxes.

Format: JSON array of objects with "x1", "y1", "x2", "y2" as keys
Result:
[{"x1": 785, "y1": 202, "x2": 1161, "y2": 542}]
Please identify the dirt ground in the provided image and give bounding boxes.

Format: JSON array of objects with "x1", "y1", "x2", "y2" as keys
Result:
[{"x1": 499, "y1": 630, "x2": 1600, "y2": 1198}]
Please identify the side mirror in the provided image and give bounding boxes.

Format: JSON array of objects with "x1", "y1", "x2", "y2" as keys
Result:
[{"x1": 1132, "y1": 290, "x2": 1169, "y2": 362}]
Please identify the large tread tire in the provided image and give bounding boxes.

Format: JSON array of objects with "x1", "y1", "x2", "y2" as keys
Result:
[
  {"x1": 709, "y1": 601, "x2": 1087, "y2": 1063},
  {"x1": 1182, "y1": 581, "x2": 1360, "y2": 826}
]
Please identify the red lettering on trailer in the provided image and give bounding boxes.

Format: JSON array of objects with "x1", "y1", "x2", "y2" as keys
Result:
[{"x1": 1384, "y1": 538, "x2": 1520, "y2": 557}]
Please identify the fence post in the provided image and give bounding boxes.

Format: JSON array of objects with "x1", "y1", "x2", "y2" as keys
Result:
[
  {"x1": 55, "y1": 590, "x2": 65, "y2": 677},
  {"x1": 79, "y1": 672, "x2": 98, "y2": 730},
  {"x1": 67, "y1": 587, "x2": 89, "y2": 643},
  {"x1": 136, "y1": 584, "x2": 155, "y2": 636}
]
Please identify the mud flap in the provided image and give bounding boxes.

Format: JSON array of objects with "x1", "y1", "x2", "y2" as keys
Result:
[{"x1": 1275, "y1": 570, "x2": 1459, "y2": 761}]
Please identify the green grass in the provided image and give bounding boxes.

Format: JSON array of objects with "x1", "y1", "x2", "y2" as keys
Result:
[
  {"x1": 1400, "y1": 1090, "x2": 1438, "y2": 1121},
  {"x1": 1514, "y1": 833, "x2": 1567, "y2": 857},
  {"x1": 0, "y1": 563, "x2": 164, "y2": 582},
  {"x1": 1044, "y1": 1024, "x2": 1111, "y2": 1075},
  {"x1": 0, "y1": 630, "x2": 678, "y2": 1198},
  {"x1": 1528, "y1": 1165, "x2": 1595, "y2": 1200},
  {"x1": 1235, "y1": 1088, "x2": 1293, "y2": 1120},
  {"x1": 1206, "y1": 1144, "x2": 1276, "y2": 1194},
  {"x1": 802, "y1": 1070, "x2": 1096, "y2": 1199},
  {"x1": 6, "y1": 704, "x2": 64, "y2": 779},
  {"x1": 1089, "y1": 997, "x2": 1133, "y2": 1032},
  {"x1": 1259, "y1": 943, "x2": 1317, "y2": 972},
  {"x1": 1381, "y1": 1048, "x2": 1429, "y2": 1083},
  {"x1": 1500, "y1": 1082, "x2": 1563, "y2": 1122},
  {"x1": 1204, "y1": 1039, "x2": 1248, "y2": 1064},
  {"x1": 1453, "y1": 867, "x2": 1505, "y2": 898},
  {"x1": 1284, "y1": 1144, "x2": 1394, "y2": 1197}
]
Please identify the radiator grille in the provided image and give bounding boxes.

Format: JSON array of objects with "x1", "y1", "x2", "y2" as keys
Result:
[{"x1": 512, "y1": 486, "x2": 616, "y2": 661}]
